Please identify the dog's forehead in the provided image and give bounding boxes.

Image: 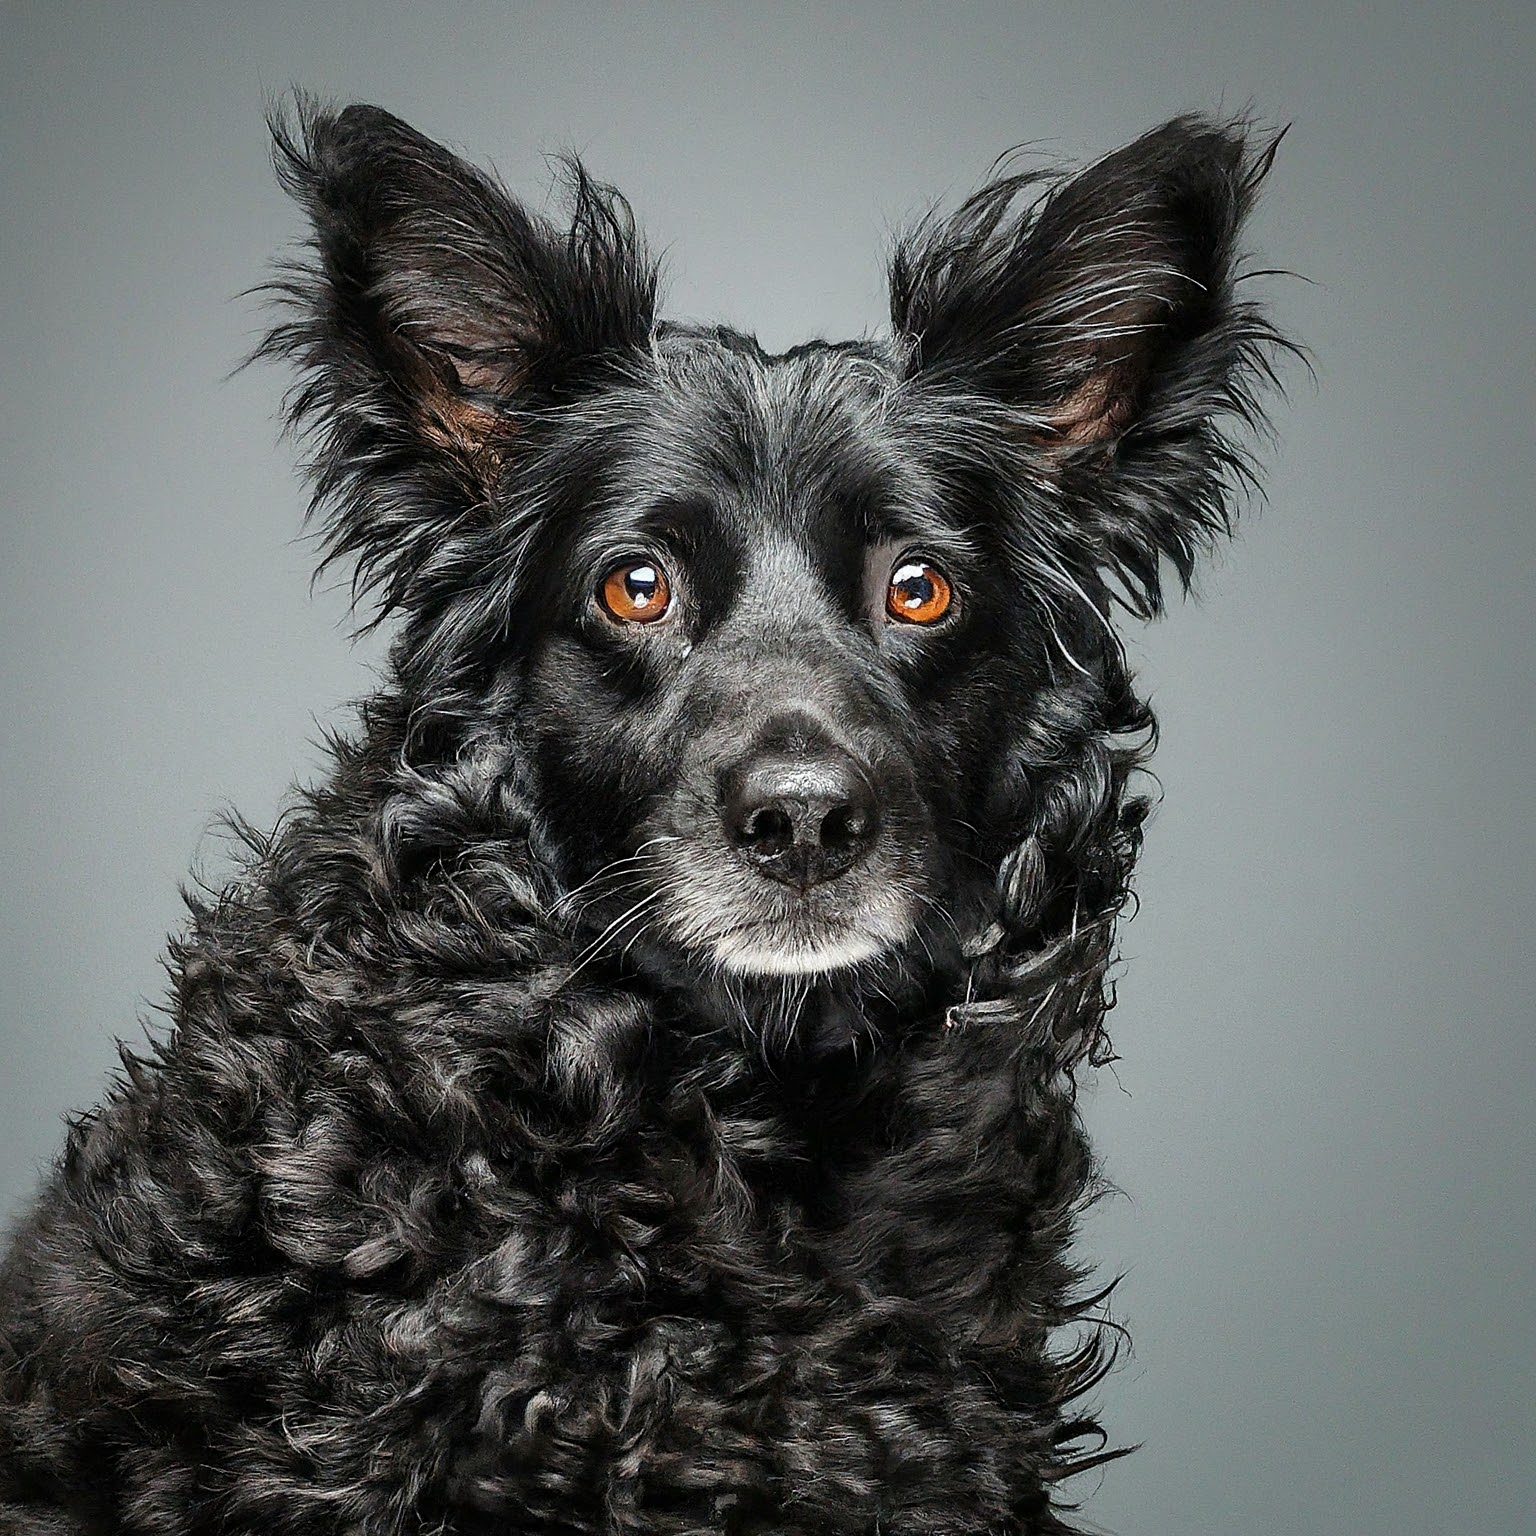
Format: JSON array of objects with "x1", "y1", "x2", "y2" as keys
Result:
[
  {"x1": 651, "y1": 324, "x2": 897, "y2": 404},
  {"x1": 631, "y1": 328, "x2": 908, "y2": 527}
]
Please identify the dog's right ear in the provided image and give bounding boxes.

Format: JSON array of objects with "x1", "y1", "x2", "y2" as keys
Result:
[{"x1": 259, "y1": 98, "x2": 657, "y2": 624}]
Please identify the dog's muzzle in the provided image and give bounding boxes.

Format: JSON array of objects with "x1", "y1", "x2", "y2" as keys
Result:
[{"x1": 646, "y1": 703, "x2": 924, "y2": 978}]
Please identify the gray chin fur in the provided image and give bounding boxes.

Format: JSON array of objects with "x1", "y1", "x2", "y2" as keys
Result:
[
  {"x1": 659, "y1": 866, "x2": 921, "y2": 978},
  {"x1": 712, "y1": 927, "x2": 893, "y2": 978}
]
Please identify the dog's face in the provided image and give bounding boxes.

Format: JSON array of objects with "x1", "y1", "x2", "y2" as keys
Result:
[
  {"x1": 516, "y1": 334, "x2": 1028, "y2": 979},
  {"x1": 266, "y1": 102, "x2": 1280, "y2": 990}
]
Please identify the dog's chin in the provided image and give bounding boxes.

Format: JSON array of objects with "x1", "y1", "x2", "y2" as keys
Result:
[
  {"x1": 712, "y1": 926, "x2": 892, "y2": 978},
  {"x1": 659, "y1": 873, "x2": 921, "y2": 980}
]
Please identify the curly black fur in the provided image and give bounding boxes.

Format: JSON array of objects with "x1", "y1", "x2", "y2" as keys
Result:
[{"x1": 0, "y1": 100, "x2": 1290, "y2": 1534}]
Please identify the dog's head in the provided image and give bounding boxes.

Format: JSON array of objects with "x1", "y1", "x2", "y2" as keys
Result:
[{"x1": 264, "y1": 101, "x2": 1284, "y2": 1013}]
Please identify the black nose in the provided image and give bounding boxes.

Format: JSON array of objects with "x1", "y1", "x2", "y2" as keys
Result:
[{"x1": 723, "y1": 754, "x2": 880, "y2": 888}]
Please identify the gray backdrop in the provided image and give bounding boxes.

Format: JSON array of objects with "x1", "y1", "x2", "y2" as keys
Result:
[{"x1": 3, "y1": 3, "x2": 1532, "y2": 1531}]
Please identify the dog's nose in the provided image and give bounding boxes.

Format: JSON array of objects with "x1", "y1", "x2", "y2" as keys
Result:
[{"x1": 723, "y1": 755, "x2": 879, "y2": 888}]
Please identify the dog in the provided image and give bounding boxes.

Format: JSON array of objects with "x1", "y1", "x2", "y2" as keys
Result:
[{"x1": 0, "y1": 100, "x2": 1287, "y2": 1534}]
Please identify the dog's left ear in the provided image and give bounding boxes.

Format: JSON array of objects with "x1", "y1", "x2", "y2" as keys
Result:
[
  {"x1": 260, "y1": 97, "x2": 657, "y2": 623},
  {"x1": 891, "y1": 115, "x2": 1287, "y2": 616}
]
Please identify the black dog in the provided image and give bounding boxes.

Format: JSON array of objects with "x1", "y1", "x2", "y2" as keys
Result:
[{"x1": 0, "y1": 101, "x2": 1287, "y2": 1534}]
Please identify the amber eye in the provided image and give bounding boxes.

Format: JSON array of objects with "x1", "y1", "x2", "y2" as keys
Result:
[
  {"x1": 599, "y1": 559, "x2": 672, "y2": 624},
  {"x1": 886, "y1": 559, "x2": 953, "y2": 625}
]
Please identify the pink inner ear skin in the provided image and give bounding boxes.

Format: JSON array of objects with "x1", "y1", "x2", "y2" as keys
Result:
[
  {"x1": 449, "y1": 354, "x2": 510, "y2": 394},
  {"x1": 1047, "y1": 369, "x2": 1134, "y2": 445}
]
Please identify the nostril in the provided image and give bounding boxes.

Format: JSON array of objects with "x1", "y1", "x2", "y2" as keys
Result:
[
  {"x1": 739, "y1": 804, "x2": 794, "y2": 856},
  {"x1": 814, "y1": 787, "x2": 879, "y2": 880},
  {"x1": 820, "y1": 801, "x2": 872, "y2": 852}
]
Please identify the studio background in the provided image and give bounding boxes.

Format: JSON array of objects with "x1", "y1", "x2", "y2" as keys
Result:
[{"x1": 2, "y1": 3, "x2": 1531, "y2": 1532}]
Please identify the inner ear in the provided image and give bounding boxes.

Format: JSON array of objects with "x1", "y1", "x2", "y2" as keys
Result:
[
  {"x1": 367, "y1": 271, "x2": 532, "y2": 468},
  {"x1": 1033, "y1": 260, "x2": 1183, "y2": 447},
  {"x1": 1045, "y1": 361, "x2": 1138, "y2": 445},
  {"x1": 442, "y1": 348, "x2": 519, "y2": 397},
  {"x1": 391, "y1": 337, "x2": 520, "y2": 468},
  {"x1": 416, "y1": 366, "x2": 511, "y2": 463}
]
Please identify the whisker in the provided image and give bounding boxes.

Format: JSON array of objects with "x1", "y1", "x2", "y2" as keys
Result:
[
  {"x1": 560, "y1": 889, "x2": 666, "y2": 986},
  {"x1": 548, "y1": 834, "x2": 682, "y2": 919}
]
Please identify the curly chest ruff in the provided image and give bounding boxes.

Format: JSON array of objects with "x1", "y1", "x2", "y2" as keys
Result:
[{"x1": 0, "y1": 100, "x2": 1288, "y2": 1535}]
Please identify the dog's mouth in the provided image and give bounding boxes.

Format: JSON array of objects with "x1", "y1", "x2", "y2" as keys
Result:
[
  {"x1": 686, "y1": 890, "x2": 919, "y2": 977},
  {"x1": 640, "y1": 836, "x2": 925, "y2": 979}
]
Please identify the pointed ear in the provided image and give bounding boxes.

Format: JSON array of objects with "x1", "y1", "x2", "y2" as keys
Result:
[
  {"x1": 258, "y1": 97, "x2": 657, "y2": 622},
  {"x1": 891, "y1": 115, "x2": 1290, "y2": 616}
]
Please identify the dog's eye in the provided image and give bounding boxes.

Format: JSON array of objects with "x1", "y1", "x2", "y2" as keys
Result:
[
  {"x1": 886, "y1": 560, "x2": 953, "y2": 625},
  {"x1": 599, "y1": 559, "x2": 672, "y2": 624}
]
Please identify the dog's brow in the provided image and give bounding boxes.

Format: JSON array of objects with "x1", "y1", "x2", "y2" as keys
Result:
[
  {"x1": 740, "y1": 532, "x2": 831, "y2": 607},
  {"x1": 861, "y1": 492, "x2": 979, "y2": 570}
]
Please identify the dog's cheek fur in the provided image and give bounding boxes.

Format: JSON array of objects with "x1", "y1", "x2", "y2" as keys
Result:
[{"x1": 517, "y1": 627, "x2": 689, "y2": 878}]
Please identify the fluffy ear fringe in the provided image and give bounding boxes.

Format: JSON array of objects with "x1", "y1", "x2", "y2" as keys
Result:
[
  {"x1": 891, "y1": 114, "x2": 1302, "y2": 619},
  {"x1": 251, "y1": 93, "x2": 658, "y2": 631}
]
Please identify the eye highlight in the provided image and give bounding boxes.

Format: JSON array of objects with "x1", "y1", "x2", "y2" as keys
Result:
[
  {"x1": 886, "y1": 559, "x2": 953, "y2": 625},
  {"x1": 599, "y1": 559, "x2": 672, "y2": 624}
]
